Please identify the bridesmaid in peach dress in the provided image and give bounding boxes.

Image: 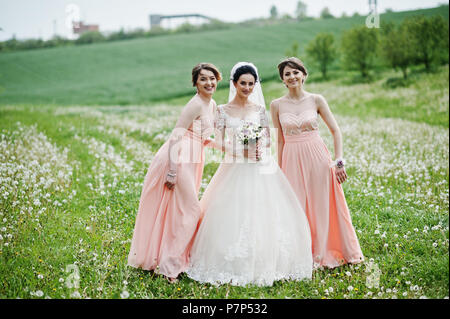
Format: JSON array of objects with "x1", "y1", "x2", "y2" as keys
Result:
[
  {"x1": 128, "y1": 63, "x2": 221, "y2": 282},
  {"x1": 270, "y1": 57, "x2": 364, "y2": 269}
]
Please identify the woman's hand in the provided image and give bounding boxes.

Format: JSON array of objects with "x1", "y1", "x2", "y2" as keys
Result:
[
  {"x1": 335, "y1": 166, "x2": 347, "y2": 184},
  {"x1": 165, "y1": 170, "x2": 177, "y2": 190}
]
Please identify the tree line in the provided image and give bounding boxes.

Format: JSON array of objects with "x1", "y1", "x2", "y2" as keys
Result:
[
  {"x1": 270, "y1": 1, "x2": 359, "y2": 21},
  {"x1": 290, "y1": 14, "x2": 448, "y2": 81},
  {"x1": 0, "y1": 19, "x2": 231, "y2": 53}
]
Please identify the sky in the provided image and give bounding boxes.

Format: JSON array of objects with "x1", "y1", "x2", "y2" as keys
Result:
[{"x1": 0, "y1": 0, "x2": 448, "y2": 41}]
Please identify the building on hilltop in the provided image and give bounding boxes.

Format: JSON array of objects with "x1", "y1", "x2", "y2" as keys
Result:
[
  {"x1": 72, "y1": 21, "x2": 100, "y2": 35},
  {"x1": 149, "y1": 14, "x2": 213, "y2": 29}
]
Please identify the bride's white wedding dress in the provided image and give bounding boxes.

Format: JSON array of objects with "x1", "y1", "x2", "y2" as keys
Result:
[{"x1": 186, "y1": 105, "x2": 313, "y2": 287}]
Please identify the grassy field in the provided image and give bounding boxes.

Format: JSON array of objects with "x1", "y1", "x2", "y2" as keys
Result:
[
  {"x1": 0, "y1": 5, "x2": 448, "y2": 106},
  {"x1": 0, "y1": 63, "x2": 448, "y2": 299}
]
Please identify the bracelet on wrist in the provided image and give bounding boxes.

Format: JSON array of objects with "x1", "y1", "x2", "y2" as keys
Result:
[
  {"x1": 167, "y1": 171, "x2": 177, "y2": 177},
  {"x1": 335, "y1": 158, "x2": 346, "y2": 169}
]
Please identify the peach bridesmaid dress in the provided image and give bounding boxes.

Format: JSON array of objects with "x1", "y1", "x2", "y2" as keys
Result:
[
  {"x1": 127, "y1": 116, "x2": 212, "y2": 278},
  {"x1": 277, "y1": 95, "x2": 364, "y2": 268}
]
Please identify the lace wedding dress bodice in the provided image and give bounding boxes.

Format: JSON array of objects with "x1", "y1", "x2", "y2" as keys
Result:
[
  {"x1": 215, "y1": 104, "x2": 270, "y2": 161},
  {"x1": 216, "y1": 104, "x2": 268, "y2": 129}
]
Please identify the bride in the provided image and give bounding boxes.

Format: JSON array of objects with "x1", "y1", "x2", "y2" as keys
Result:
[{"x1": 186, "y1": 62, "x2": 313, "y2": 287}]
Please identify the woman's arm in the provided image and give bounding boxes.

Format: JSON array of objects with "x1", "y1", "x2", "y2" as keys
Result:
[
  {"x1": 203, "y1": 100, "x2": 217, "y2": 148},
  {"x1": 260, "y1": 105, "x2": 271, "y2": 148},
  {"x1": 270, "y1": 100, "x2": 284, "y2": 167},
  {"x1": 316, "y1": 94, "x2": 347, "y2": 184},
  {"x1": 165, "y1": 102, "x2": 201, "y2": 189},
  {"x1": 205, "y1": 104, "x2": 226, "y2": 151}
]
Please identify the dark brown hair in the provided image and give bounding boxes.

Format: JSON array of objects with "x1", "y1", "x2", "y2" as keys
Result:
[
  {"x1": 192, "y1": 63, "x2": 222, "y2": 86},
  {"x1": 277, "y1": 57, "x2": 308, "y2": 83}
]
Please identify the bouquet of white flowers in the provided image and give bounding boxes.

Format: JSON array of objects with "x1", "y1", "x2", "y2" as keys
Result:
[{"x1": 236, "y1": 121, "x2": 264, "y2": 146}]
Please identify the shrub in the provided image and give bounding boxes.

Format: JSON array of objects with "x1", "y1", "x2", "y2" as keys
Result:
[{"x1": 75, "y1": 31, "x2": 106, "y2": 45}]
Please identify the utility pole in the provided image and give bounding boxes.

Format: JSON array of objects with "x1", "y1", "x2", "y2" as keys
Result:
[
  {"x1": 366, "y1": 0, "x2": 379, "y2": 28},
  {"x1": 368, "y1": 0, "x2": 378, "y2": 14},
  {"x1": 53, "y1": 19, "x2": 57, "y2": 37}
]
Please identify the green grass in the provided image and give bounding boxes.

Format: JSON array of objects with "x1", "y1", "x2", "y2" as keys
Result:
[
  {"x1": 0, "y1": 5, "x2": 448, "y2": 106},
  {"x1": 0, "y1": 64, "x2": 448, "y2": 299}
]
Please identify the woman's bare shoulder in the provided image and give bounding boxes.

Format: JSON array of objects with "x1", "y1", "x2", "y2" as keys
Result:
[
  {"x1": 270, "y1": 96, "x2": 286, "y2": 108},
  {"x1": 184, "y1": 95, "x2": 204, "y2": 112},
  {"x1": 312, "y1": 93, "x2": 328, "y2": 106}
]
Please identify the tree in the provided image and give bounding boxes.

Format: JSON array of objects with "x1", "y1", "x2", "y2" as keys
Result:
[
  {"x1": 108, "y1": 28, "x2": 131, "y2": 41},
  {"x1": 405, "y1": 15, "x2": 449, "y2": 72},
  {"x1": 320, "y1": 7, "x2": 334, "y2": 19},
  {"x1": 380, "y1": 22, "x2": 414, "y2": 79},
  {"x1": 280, "y1": 13, "x2": 293, "y2": 21},
  {"x1": 2, "y1": 37, "x2": 18, "y2": 52},
  {"x1": 17, "y1": 38, "x2": 45, "y2": 50},
  {"x1": 46, "y1": 35, "x2": 71, "y2": 48},
  {"x1": 296, "y1": 1, "x2": 307, "y2": 20},
  {"x1": 270, "y1": 5, "x2": 278, "y2": 19},
  {"x1": 341, "y1": 25, "x2": 379, "y2": 78},
  {"x1": 306, "y1": 33, "x2": 337, "y2": 79}
]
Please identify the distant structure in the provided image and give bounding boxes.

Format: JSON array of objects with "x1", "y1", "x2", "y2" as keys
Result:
[
  {"x1": 368, "y1": 0, "x2": 378, "y2": 14},
  {"x1": 149, "y1": 14, "x2": 213, "y2": 29},
  {"x1": 73, "y1": 21, "x2": 99, "y2": 35}
]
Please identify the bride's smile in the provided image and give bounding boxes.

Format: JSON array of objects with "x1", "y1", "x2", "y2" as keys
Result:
[{"x1": 234, "y1": 73, "x2": 255, "y2": 97}]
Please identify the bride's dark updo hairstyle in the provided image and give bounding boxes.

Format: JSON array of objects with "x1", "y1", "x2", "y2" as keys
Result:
[{"x1": 232, "y1": 65, "x2": 258, "y2": 83}]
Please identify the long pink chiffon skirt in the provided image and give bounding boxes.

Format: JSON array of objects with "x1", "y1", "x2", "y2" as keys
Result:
[
  {"x1": 281, "y1": 130, "x2": 364, "y2": 268},
  {"x1": 128, "y1": 130, "x2": 205, "y2": 278}
]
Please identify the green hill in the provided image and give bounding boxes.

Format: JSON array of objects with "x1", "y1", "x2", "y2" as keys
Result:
[{"x1": 0, "y1": 5, "x2": 448, "y2": 106}]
